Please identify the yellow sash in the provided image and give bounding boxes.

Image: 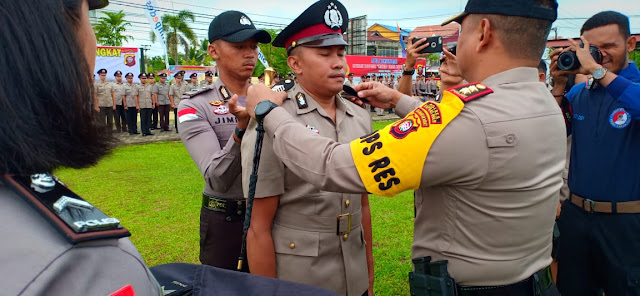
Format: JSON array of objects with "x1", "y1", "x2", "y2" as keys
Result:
[{"x1": 350, "y1": 83, "x2": 492, "y2": 196}]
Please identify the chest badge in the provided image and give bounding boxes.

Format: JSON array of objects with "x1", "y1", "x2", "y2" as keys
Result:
[
  {"x1": 219, "y1": 86, "x2": 231, "y2": 100},
  {"x1": 213, "y1": 105, "x2": 230, "y2": 115},
  {"x1": 609, "y1": 108, "x2": 631, "y2": 129},
  {"x1": 210, "y1": 100, "x2": 223, "y2": 106},
  {"x1": 305, "y1": 124, "x2": 320, "y2": 134},
  {"x1": 296, "y1": 92, "x2": 308, "y2": 109}
]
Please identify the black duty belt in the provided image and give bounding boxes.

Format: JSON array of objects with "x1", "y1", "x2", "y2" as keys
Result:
[
  {"x1": 457, "y1": 266, "x2": 553, "y2": 296},
  {"x1": 570, "y1": 193, "x2": 640, "y2": 214},
  {"x1": 202, "y1": 194, "x2": 245, "y2": 216}
]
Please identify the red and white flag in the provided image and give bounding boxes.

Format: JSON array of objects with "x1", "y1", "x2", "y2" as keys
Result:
[{"x1": 178, "y1": 108, "x2": 199, "y2": 123}]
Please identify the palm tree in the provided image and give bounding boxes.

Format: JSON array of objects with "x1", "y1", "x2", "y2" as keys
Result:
[
  {"x1": 190, "y1": 39, "x2": 213, "y2": 65},
  {"x1": 93, "y1": 10, "x2": 133, "y2": 46},
  {"x1": 150, "y1": 10, "x2": 197, "y2": 64}
]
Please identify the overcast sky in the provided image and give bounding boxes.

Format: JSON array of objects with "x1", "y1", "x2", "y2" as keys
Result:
[{"x1": 100, "y1": 0, "x2": 640, "y2": 58}]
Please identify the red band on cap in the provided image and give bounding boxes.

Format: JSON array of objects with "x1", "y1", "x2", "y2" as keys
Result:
[{"x1": 285, "y1": 23, "x2": 342, "y2": 49}]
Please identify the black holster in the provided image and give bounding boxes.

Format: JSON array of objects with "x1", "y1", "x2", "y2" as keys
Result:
[{"x1": 409, "y1": 257, "x2": 458, "y2": 296}]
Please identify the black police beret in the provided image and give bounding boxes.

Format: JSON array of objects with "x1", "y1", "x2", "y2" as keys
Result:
[
  {"x1": 114, "y1": 70, "x2": 122, "y2": 77},
  {"x1": 205, "y1": 71, "x2": 214, "y2": 77},
  {"x1": 209, "y1": 11, "x2": 271, "y2": 44},
  {"x1": 442, "y1": 0, "x2": 558, "y2": 25},
  {"x1": 159, "y1": 73, "x2": 167, "y2": 78},
  {"x1": 138, "y1": 73, "x2": 147, "y2": 78},
  {"x1": 97, "y1": 69, "x2": 107, "y2": 74},
  {"x1": 272, "y1": 0, "x2": 348, "y2": 52},
  {"x1": 190, "y1": 73, "x2": 198, "y2": 78},
  {"x1": 125, "y1": 73, "x2": 134, "y2": 78}
]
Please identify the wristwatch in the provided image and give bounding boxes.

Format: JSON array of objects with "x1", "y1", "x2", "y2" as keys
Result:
[
  {"x1": 254, "y1": 100, "x2": 279, "y2": 122},
  {"x1": 592, "y1": 67, "x2": 607, "y2": 81},
  {"x1": 402, "y1": 64, "x2": 415, "y2": 76},
  {"x1": 234, "y1": 127, "x2": 246, "y2": 139}
]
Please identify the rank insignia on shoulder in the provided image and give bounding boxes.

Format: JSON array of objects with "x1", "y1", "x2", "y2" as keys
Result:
[
  {"x1": 219, "y1": 86, "x2": 231, "y2": 100},
  {"x1": 447, "y1": 83, "x2": 493, "y2": 102},
  {"x1": 2, "y1": 174, "x2": 131, "y2": 243},
  {"x1": 295, "y1": 92, "x2": 308, "y2": 109},
  {"x1": 182, "y1": 87, "x2": 213, "y2": 99},
  {"x1": 271, "y1": 79, "x2": 296, "y2": 92}
]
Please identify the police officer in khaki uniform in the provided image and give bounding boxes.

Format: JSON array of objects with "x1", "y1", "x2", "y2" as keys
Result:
[
  {"x1": 152, "y1": 73, "x2": 171, "y2": 131},
  {"x1": 187, "y1": 73, "x2": 199, "y2": 91},
  {"x1": 138, "y1": 73, "x2": 154, "y2": 136},
  {"x1": 200, "y1": 70, "x2": 215, "y2": 87},
  {"x1": 245, "y1": 0, "x2": 564, "y2": 295},
  {"x1": 148, "y1": 73, "x2": 159, "y2": 130},
  {"x1": 170, "y1": 72, "x2": 188, "y2": 133},
  {"x1": 177, "y1": 10, "x2": 271, "y2": 271},
  {"x1": 112, "y1": 70, "x2": 127, "y2": 132},
  {"x1": 123, "y1": 72, "x2": 139, "y2": 135},
  {"x1": 94, "y1": 68, "x2": 116, "y2": 131},
  {"x1": 240, "y1": 1, "x2": 373, "y2": 295}
]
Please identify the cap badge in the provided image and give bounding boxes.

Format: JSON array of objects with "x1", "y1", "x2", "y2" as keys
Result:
[
  {"x1": 324, "y1": 2, "x2": 343, "y2": 30},
  {"x1": 296, "y1": 92, "x2": 308, "y2": 109},
  {"x1": 240, "y1": 15, "x2": 252, "y2": 26}
]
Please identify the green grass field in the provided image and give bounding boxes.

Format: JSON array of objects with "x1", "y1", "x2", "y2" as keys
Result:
[{"x1": 55, "y1": 120, "x2": 414, "y2": 295}]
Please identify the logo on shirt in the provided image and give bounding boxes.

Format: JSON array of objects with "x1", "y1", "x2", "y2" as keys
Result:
[{"x1": 609, "y1": 108, "x2": 630, "y2": 129}]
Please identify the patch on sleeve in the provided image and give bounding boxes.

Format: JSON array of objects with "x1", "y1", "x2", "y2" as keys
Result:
[
  {"x1": 178, "y1": 108, "x2": 200, "y2": 123},
  {"x1": 447, "y1": 83, "x2": 493, "y2": 102}
]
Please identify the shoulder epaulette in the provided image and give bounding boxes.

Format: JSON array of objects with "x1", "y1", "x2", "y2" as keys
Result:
[
  {"x1": 2, "y1": 174, "x2": 130, "y2": 244},
  {"x1": 446, "y1": 83, "x2": 493, "y2": 102},
  {"x1": 182, "y1": 87, "x2": 214, "y2": 100}
]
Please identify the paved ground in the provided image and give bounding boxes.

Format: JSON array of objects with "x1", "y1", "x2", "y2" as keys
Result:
[{"x1": 116, "y1": 111, "x2": 399, "y2": 146}]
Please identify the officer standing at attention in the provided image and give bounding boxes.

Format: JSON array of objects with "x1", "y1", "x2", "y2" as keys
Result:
[
  {"x1": 123, "y1": 72, "x2": 140, "y2": 135},
  {"x1": 177, "y1": 10, "x2": 271, "y2": 271},
  {"x1": 94, "y1": 68, "x2": 116, "y2": 131},
  {"x1": 200, "y1": 70, "x2": 215, "y2": 87},
  {"x1": 153, "y1": 73, "x2": 171, "y2": 132},
  {"x1": 112, "y1": 70, "x2": 127, "y2": 132},
  {"x1": 245, "y1": 0, "x2": 564, "y2": 295},
  {"x1": 148, "y1": 72, "x2": 159, "y2": 130},
  {"x1": 170, "y1": 72, "x2": 188, "y2": 133},
  {"x1": 188, "y1": 73, "x2": 200, "y2": 91},
  {"x1": 137, "y1": 73, "x2": 154, "y2": 136},
  {"x1": 241, "y1": 1, "x2": 374, "y2": 295}
]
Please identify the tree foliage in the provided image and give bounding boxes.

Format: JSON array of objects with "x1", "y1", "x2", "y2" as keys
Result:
[
  {"x1": 93, "y1": 10, "x2": 133, "y2": 46},
  {"x1": 150, "y1": 10, "x2": 197, "y2": 65},
  {"x1": 255, "y1": 29, "x2": 290, "y2": 77}
]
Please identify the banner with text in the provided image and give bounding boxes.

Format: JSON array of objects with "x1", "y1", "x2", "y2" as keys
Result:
[
  {"x1": 94, "y1": 47, "x2": 141, "y2": 82},
  {"x1": 144, "y1": 0, "x2": 169, "y2": 69},
  {"x1": 345, "y1": 55, "x2": 407, "y2": 77}
]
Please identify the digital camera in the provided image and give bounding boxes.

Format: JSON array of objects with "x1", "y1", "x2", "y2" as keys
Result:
[{"x1": 557, "y1": 44, "x2": 602, "y2": 71}]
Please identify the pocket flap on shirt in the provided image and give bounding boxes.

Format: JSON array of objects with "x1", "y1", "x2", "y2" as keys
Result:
[
  {"x1": 487, "y1": 133, "x2": 518, "y2": 148},
  {"x1": 272, "y1": 224, "x2": 319, "y2": 257}
]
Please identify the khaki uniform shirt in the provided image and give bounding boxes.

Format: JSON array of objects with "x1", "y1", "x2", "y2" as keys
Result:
[
  {"x1": 137, "y1": 83, "x2": 154, "y2": 109},
  {"x1": 0, "y1": 183, "x2": 162, "y2": 296},
  {"x1": 241, "y1": 84, "x2": 372, "y2": 296},
  {"x1": 187, "y1": 82, "x2": 199, "y2": 91},
  {"x1": 200, "y1": 80, "x2": 214, "y2": 88},
  {"x1": 152, "y1": 82, "x2": 170, "y2": 105},
  {"x1": 123, "y1": 82, "x2": 138, "y2": 108},
  {"x1": 112, "y1": 81, "x2": 126, "y2": 105},
  {"x1": 94, "y1": 80, "x2": 114, "y2": 107},
  {"x1": 177, "y1": 79, "x2": 243, "y2": 199},
  {"x1": 261, "y1": 67, "x2": 566, "y2": 286},
  {"x1": 170, "y1": 82, "x2": 189, "y2": 107}
]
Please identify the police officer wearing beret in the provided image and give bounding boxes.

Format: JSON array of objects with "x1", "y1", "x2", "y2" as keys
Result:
[
  {"x1": 152, "y1": 73, "x2": 171, "y2": 131},
  {"x1": 241, "y1": 1, "x2": 374, "y2": 295},
  {"x1": 112, "y1": 70, "x2": 128, "y2": 132},
  {"x1": 177, "y1": 10, "x2": 271, "y2": 271},
  {"x1": 200, "y1": 70, "x2": 215, "y2": 87},
  {"x1": 245, "y1": 0, "x2": 564, "y2": 295},
  {"x1": 123, "y1": 72, "x2": 140, "y2": 135},
  {"x1": 94, "y1": 68, "x2": 116, "y2": 131},
  {"x1": 147, "y1": 72, "x2": 160, "y2": 130},
  {"x1": 187, "y1": 73, "x2": 199, "y2": 91},
  {"x1": 137, "y1": 73, "x2": 154, "y2": 136},
  {"x1": 169, "y1": 72, "x2": 189, "y2": 133}
]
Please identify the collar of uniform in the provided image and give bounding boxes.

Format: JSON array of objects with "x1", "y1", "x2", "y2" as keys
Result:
[
  {"x1": 213, "y1": 77, "x2": 236, "y2": 100},
  {"x1": 293, "y1": 84, "x2": 352, "y2": 118},
  {"x1": 481, "y1": 67, "x2": 539, "y2": 88}
]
